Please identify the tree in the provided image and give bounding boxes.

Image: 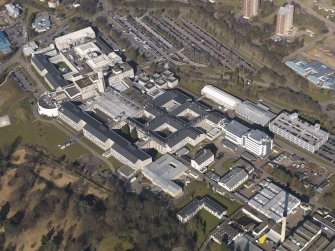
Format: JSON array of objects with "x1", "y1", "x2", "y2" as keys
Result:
[
  {"x1": 130, "y1": 128, "x2": 138, "y2": 139},
  {"x1": 121, "y1": 124, "x2": 130, "y2": 136}
]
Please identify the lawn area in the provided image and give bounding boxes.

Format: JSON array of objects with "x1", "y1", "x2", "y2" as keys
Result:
[
  {"x1": 0, "y1": 99, "x2": 90, "y2": 161},
  {"x1": 98, "y1": 235, "x2": 133, "y2": 251},
  {"x1": 208, "y1": 241, "x2": 231, "y2": 251},
  {"x1": 178, "y1": 181, "x2": 241, "y2": 216},
  {"x1": 221, "y1": 158, "x2": 236, "y2": 174},
  {"x1": 0, "y1": 79, "x2": 91, "y2": 161}
]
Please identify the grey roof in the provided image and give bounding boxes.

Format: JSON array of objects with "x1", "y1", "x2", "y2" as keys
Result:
[
  {"x1": 32, "y1": 54, "x2": 68, "y2": 89},
  {"x1": 60, "y1": 102, "x2": 150, "y2": 162},
  {"x1": 142, "y1": 154, "x2": 187, "y2": 196},
  {"x1": 151, "y1": 90, "x2": 189, "y2": 107},
  {"x1": 192, "y1": 149, "x2": 214, "y2": 165},
  {"x1": 224, "y1": 120, "x2": 250, "y2": 137},
  {"x1": 248, "y1": 129, "x2": 271, "y2": 142},
  {"x1": 219, "y1": 167, "x2": 248, "y2": 190},
  {"x1": 235, "y1": 101, "x2": 276, "y2": 126},
  {"x1": 177, "y1": 196, "x2": 227, "y2": 220}
]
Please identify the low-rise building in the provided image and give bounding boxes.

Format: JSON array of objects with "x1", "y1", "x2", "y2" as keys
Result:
[
  {"x1": 201, "y1": 85, "x2": 241, "y2": 110},
  {"x1": 48, "y1": 0, "x2": 60, "y2": 8},
  {"x1": 191, "y1": 149, "x2": 214, "y2": 172},
  {"x1": 142, "y1": 154, "x2": 187, "y2": 198},
  {"x1": 218, "y1": 167, "x2": 248, "y2": 191},
  {"x1": 211, "y1": 221, "x2": 241, "y2": 245},
  {"x1": 269, "y1": 112, "x2": 329, "y2": 153},
  {"x1": 5, "y1": 3, "x2": 20, "y2": 18},
  {"x1": 32, "y1": 15, "x2": 51, "y2": 33},
  {"x1": 235, "y1": 101, "x2": 276, "y2": 126},
  {"x1": 177, "y1": 196, "x2": 227, "y2": 223},
  {"x1": 248, "y1": 180, "x2": 301, "y2": 223}
]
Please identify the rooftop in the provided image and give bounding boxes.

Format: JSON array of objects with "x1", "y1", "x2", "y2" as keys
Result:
[
  {"x1": 224, "y1": 120, "x2": 250, "y2": 137},
  {"x1": 192, "y1": 149, "x2": 214, "y2": 165},
  {"x1": 142, "y1": 154, "x2": 187, "y2": 197},
  {"x1": 219, "y1": 167, "x2": 248, "y2": 190}
]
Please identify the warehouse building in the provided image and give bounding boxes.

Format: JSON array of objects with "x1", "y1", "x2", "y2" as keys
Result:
[
  {"x1": 201, "y1": 85, "x2": 241, "y2": 110},
  {"x1": 235, "y1": 101, "x2": 276, "y2": 126},
  {"x1": 177, "y1": 196, "x2": 227, "y2": 223},
  {"x1": 218, "y1": 167, "x2": 248, "y2": 191},
  {"x1": 248, "y1": 181, "x2": 301, "y2": 223},
  {"x1": 142, "y1": 154, "x2": 187, "y2": 198},
  {"x1": 269, "y1": 112, "x2": 329, "y2": 153},
  {"x1": 191, "y1": 149, "x2": 215, "y2": 172}
]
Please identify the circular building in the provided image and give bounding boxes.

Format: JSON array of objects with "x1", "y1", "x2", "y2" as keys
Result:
[{"x1": 38, "y1": 93, "x2": 59, "y2": 117}]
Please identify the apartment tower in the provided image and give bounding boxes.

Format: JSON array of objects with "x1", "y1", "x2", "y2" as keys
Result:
[
  {"x1": 276, "y1": 4, "x2": 294, "y2": 36},
  {"x1": 243, "y1": 0, "x2": 260, "y2": 19}
]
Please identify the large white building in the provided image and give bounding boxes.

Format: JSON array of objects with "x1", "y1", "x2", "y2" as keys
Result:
[
  {"x1": 201, "y1": 85, "x2": 241, "y2": 110},
  {"x1": 222, "y1": 120, "x2": 273, "y2": 157},
  {"x1": 55, "y1": 27, "x2": 96, "y2": 51},
  {"x1": 269, "y1": 112, "x2": 329, "y2": 153},
  {"x1": 235, "y1": 101, "x2": 276, "y2": 126},
  {"x1": 37, "y1": 93, "x2": 59, "y2": 117},
  {"x1": 244, "y1": 129, "x2": 273, "y2": 157}
]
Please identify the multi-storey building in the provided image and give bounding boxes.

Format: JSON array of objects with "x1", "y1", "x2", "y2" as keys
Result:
[
  {"x1": 276, "y1": 4, "x2": 294, "y2": 36},
  {"x1": 243, "y1": 0, "x2": 260, "y2": 19},
  {"x1": 244, "y1": 129, "x2": 273, "y2": 157},
  {"x1": 222, "y1": 120, "x2": 273, "y2": 158},
  {"x1": 269, "y1": 112, "x2": 329, "y2": 153}
]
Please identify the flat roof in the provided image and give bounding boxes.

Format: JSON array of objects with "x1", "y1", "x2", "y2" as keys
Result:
[
  {"x1": 235, "y1": 101, "x2": 276, "y2": 126},
  {"x1": 142, "y1": 154, "x2": 187, "y2": 196},
  {"x1": 224, "y1": 120, "x2": 249, "y2": 137},
  {"x1": 270, "y1": 112, "x2": 329, "y2": 147},
  {"x1": 248, "y1": 182, "x2": 301, "y2": 223}
]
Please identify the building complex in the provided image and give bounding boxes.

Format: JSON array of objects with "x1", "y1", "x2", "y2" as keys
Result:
[{"x1": 129, "y1": 89, "x2": 223, "y2": 154}]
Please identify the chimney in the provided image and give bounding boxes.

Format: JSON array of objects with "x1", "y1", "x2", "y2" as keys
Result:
[{"x1": 281, "y1": 216, "x2": 287, "y2": 243}]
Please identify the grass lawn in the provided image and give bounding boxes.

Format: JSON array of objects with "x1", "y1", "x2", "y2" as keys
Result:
[
  {"x1": 0, "y1": 99, "x2": 90, "y2": 161},
  {"x1": 178, "y1": 181, "x2": 241, "y2": 216},
  {"x1": 98, "y1": 235, "x2": 133, "y2": 251},
  {"x1": 221, "y1": 158, "x2": 236, "y2": 174},
  {"x1": 196, "y1": 210, "x2": 223, "y2": 245},
  {"x1": 208, "y1": 240, "x2": 231, "y2": 251}
]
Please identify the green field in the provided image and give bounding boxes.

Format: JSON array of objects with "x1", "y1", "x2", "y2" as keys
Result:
[
  {"x1": 0, "y1": 78, "x2": 90, "y2": 161},
  {"x1": 221, "y1": 158, "x2": 236, "y2": 174},
  {"x1": 98, "y1": 236, "x2": 133, "y2": 251}
]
